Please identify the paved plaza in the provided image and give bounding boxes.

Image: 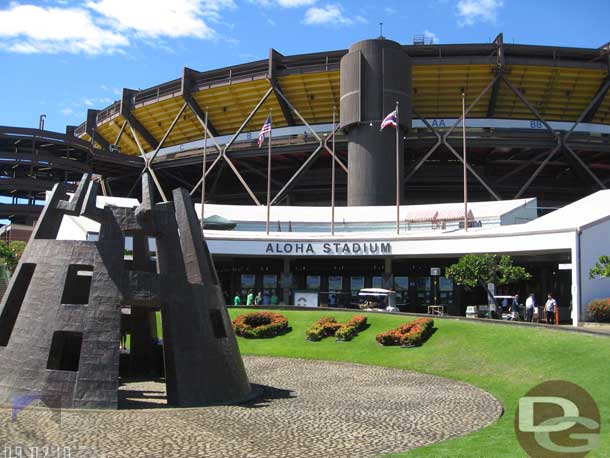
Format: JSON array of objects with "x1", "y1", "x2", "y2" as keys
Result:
[{"x1": 0, "y1": 356, "x2": 502, "y2": 457}]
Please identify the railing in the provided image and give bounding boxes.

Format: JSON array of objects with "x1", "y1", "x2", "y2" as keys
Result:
[
  {"x1": 96, "y1": 101, "x2": 121, "y2": 123},
  {"x1": 230, "y1": 217, "x2": 502, "y2": 234},
  {"x1": 134, "y1": 79, "x2": 181, "y2": 106}
]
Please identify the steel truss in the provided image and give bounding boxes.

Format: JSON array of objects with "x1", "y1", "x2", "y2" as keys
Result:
[
  {"x1": 406, "y1": 50, "x2": 609, "y2": 200},
  {"x1": 183, "y1": 77, "x2": 347, "y2": 208},
  {"x1": 99, "y1": 39, "x2": 609, "y2": 207}
]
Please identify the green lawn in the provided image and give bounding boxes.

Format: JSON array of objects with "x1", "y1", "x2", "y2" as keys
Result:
[{"x1": 228, "y1": 308, "x2": 610, "y2": 458}]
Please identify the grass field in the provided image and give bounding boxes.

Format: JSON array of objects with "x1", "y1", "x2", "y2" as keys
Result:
[{"x1": 227, "y1": 308, "x2": 610, "y2": 458}]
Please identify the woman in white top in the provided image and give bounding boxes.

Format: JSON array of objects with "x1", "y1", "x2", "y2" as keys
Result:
[{"x1": 544, "y1": 293, "x2": 557, "y2": 325}]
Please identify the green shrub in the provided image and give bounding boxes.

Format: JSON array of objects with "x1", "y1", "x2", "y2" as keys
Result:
[
  {"x1": 306, "y1": 316, "x2": 341, "y2": 340},
  {"x1": 588, "y1": 298, "x2": 610, "y2": 322},
  {"x1": 232, "y1": 312, "x2": 289, "y2": 338},
  {"x1": 305, "y1": 323, "x2": 326, "y2": 341},
  {"x1": 335, "y1": 325, "x2": 357, "y2": 341},
  {"x1": 306, "y1": 315, "x2": 367, "y2": 341}
]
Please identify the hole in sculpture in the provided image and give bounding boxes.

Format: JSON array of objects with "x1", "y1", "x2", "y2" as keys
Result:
[
  {"x1": 61, "y1": 264, "x2": 93, "y2": 305},
  {"x1": 148, "y1": 237, "x2": 157, "y2": 263},
  {"x1": 0, "y1": 263, "x2": 36, "y2": 347},
  {"x1": 124, "y1": 233, "x2": 157, "y2": 272},
  {"x1": 47, "y1": 331, "x2": 83, "y2": 371},
  {"x1": 86, "y1": 231, "x2": 99, "y2": 242},
  {"x1": 124, "y1": 236, "x2": 134, "y2": 261}
]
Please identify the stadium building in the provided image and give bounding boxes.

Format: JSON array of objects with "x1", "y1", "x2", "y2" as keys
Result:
[{"x1": 2, "y1": 34, "x2": 610, "y2": 324}]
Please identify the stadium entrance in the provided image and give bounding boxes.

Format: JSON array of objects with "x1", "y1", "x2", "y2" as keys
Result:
[{"x1": 214, "y1": 253, "x2": 572, "y2": 320}]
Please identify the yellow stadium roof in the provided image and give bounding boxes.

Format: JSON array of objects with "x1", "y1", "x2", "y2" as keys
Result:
[{"x1": 75, "y1": 39, "x2": 610, "y2": 156}]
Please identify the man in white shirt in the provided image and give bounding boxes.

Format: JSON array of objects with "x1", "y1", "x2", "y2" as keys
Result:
[
  {"x1": 544, "y1": 293, "x2": 557, "y2": 325},
  {"x1": 525, "y1": 293, "x2": 536, "y2": 322}
]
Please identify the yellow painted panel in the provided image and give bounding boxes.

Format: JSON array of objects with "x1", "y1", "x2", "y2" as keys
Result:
[{"x1": 90, "y1": 64, "x2": 610, "y2": 158}]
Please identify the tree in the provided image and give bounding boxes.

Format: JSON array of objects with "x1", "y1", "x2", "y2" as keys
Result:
[
  {"x1": 445, "y1": 254, "x2": 531, "y2": 305},
  {"x1": 589, "y1": 255, "x2": 610, "y2": 279},
  {"x1": 0, "y1": 240, "x2": 26, "y2": 274}
]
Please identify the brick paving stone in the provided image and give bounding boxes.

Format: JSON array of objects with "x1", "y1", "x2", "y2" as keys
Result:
[{"x1": 0, "y1": 356, "x2": 502, "y2": 458}]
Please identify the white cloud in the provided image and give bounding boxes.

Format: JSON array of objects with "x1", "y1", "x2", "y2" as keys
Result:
[
  {"x1": 0, "y1": 3, "x2": 128, "y2": 54},
  {"x1": 250, "y1": 0, "x2": 317, "y2": 7},
  {"x1": 0, "y1": 0, "x2": 236, "y2": 55},
  {"x1": 86, "y1": 0, "x2": 229, "y2": 39},
  {"x1": 200, "y1": 0, "x2": 237, "y2": 21},
  {"x1": 456, "y1": 0, "x2": 503, "y2": 26},
  {"x1": 60, "y1": 107, "x2": 74, "y2": 116},
  {"x1": 424, "y1": 29, "x2": 439, "y2": 44},
  {"x1": 303, "y1": 3, "x2": 365, "y2": 26},
  {"x1": 277, "y1": 0, "x2": 316, "y2": 6}
]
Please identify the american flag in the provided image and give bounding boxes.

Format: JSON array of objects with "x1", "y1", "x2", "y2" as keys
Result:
[
  {"x1": 380, "y1": 109, "x2": 397, "y2": 131},
  {"x1": 258, "y1": 114, "x2": 272, "y2": 148}
]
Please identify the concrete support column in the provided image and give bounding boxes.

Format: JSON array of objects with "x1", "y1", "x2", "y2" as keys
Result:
[
  {"x1": 282, "y1": 258, "x2": 291, "y2": 305},
  {"x1": 383, "y1": 257, "x2": 393, "y2": 290},
  {"x1": 571, "y1": 232, "x2": 581, "y2": 327},
  {"x1": 384, "y1": 257, "x2": 392, "y2": 273},
  {"x1": 541, "y1": 267, "x2": 551, "y2": 298},
  {"x1": 340, "y1": 38, "x2": 412, "y2": 206}
]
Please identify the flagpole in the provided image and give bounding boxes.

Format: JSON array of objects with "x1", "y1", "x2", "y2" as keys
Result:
[
  {"x1": 395, "y1": 101, "x2": 400, "y2": 235},
  {"x1": 201, "y1": 109, "x2": 208, "y2": 232},
  {"x1": 462, "y1": 90, "x2": 468, "y2": 232},
  {"x1": 266, "y1": 110, "x2": 272, "y2": 235},
  {"x1": 331, "y1": 106, "x2": 336, "y2": 236}
]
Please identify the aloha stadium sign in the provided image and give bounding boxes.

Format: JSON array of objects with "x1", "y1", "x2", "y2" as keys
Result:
[{"x1": 264, "y1": 241, "x2": 392, "y2": 255}]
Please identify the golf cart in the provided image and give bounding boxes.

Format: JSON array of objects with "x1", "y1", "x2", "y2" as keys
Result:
[{"x1": 358, "y1": 288, "x2": 398, "y2": 313}]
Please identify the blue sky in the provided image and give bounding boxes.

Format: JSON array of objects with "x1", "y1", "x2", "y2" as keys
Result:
[{"x1": 1, "y1": 0, "x2": 609, "y2": 133}]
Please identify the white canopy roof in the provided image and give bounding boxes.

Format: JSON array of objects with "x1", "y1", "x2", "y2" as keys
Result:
[{"x1": 198, "y1": 198, "x2": 535, "y2": 224}]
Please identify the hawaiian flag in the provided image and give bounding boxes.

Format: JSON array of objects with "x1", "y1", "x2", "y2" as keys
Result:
[
  {"x1": 380, "y1": 109, "x2": 397, "y2": 131},
  {"x1": 258, "y1": 114, "x2": 272, "y2": 148}
]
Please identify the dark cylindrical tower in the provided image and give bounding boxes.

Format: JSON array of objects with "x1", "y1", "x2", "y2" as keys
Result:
[{"x1": 340, "y1": 39, "x2": 412, "y2": 206}]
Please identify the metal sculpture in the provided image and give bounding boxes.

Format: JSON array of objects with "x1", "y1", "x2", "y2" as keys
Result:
[{"x1": 0, "y1": 173, "x2": 251, "y2": 409}]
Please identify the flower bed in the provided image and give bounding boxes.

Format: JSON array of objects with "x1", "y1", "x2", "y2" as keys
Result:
[
  {"x1": 376, "y1": 318, "x2": 434, "y2": 347},
  {"x1": 346, "y1": 315, "x2": 367, "y2": 331},
  {"x1": 588, "y1": 298, "x2": 610, "y2": 322},
  {"x1": 305, "y1": 316, "x2": 342, "y2": 341},
  {"x1": 232, "y1": 312, "x2": 289, "y2": 338},
  {"x1": 306, "y1": 315, "x2": 368, "y2": 342}
]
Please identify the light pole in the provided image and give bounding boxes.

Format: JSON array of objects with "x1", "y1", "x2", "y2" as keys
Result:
[{"x1": 461, "y1": 90, "x2": 468, "y2": 232}]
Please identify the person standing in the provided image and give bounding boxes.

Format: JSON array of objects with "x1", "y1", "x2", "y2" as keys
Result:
[
  {"x1": 262, "y1": 290, "x2": 270, "y2": 306},
  {"x1": 329, "y1": 293, "x2": 337, "y2": 307},
  {"x1": 501, "y1": 297, "x2": 509, "y2": 314},
  {"x1": 233, "y1": 293, "x2": 241, "y2": 307},
  {"x1": 511, "y1": 294, "x2": 520, "y2": 320},
  {"x1": 246, "y1": 289, "x2": 254, "y2": 306},
  {"x1": 544, "y1": 293, "x2": 557, "y2": 325},
  {"x1": 255, "y1": 291, "x2": 263, "y2": 305},
  {"x1": 270, "y1": 290, "x2": 279, "y2": 305},
  {"x1": 525, "y1": 293, "x2": 536, "y2": 322}
]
